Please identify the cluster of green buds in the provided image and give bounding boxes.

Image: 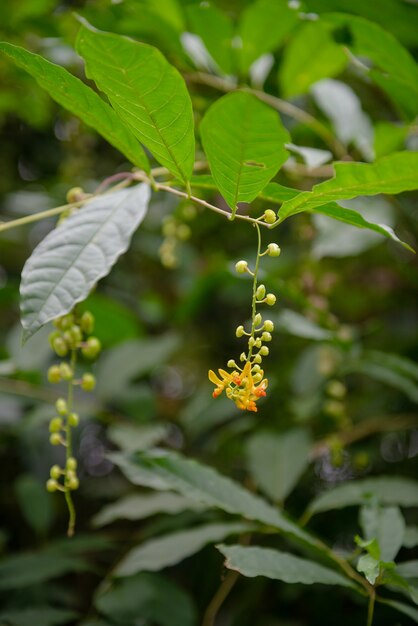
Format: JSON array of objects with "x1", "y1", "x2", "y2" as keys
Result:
[
  {"x1": 46, "y1": 309, "x2": 100, "y2": 536},
  {"x1": 159, "y1": 203, "x2": 196, "y2": 268},
  {"x1": 209, "y1": 224, "x2": 281, "y2": 412}
]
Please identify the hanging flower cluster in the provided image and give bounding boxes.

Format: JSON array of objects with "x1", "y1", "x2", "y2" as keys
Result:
[{"x1": 209, "y1": 220, "x2": 280, "y2": 412}]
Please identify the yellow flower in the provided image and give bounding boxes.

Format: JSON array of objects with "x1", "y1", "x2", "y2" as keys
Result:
[{"x1": 208, "y1": 361, "x2": 268, "y2": 411}]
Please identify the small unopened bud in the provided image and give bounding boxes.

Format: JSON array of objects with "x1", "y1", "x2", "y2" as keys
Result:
[
  {"x1": 264, "y1": 209, "x2": 277, "y2": 224},
  {"x1": 235, "y1": 325, "x2": 245, "y2": 338},
  {"x1": 81, "y1": 373, "x2": 96, "y2": 391},
  {"x1": 235, "y1": 260, "x2": 248, "y2": 274},
  {"x1": 252, "y1": 364, "x2": 261, "y2": 373},
  {"x1": 66, "y1": 187, "x2": 84, "y2": 203},
  {"x1": 49, "y1": 417, "x2": 63, "y2": 433},
  {"x1": 59, "y1": 363, "x2": 73, "y2": 380},
  {"x1": 261, "y1": 332, "x2": 272, "y2": 342},
  {"x1": 66, "y1": 457, "x2": 77, "y2": 471},
  {"x1": 267, "y1": 243, "x2": 281, "y2": 257},
  {"x1": 326, "y1": 380, "x2": 347, "y2": 399},
  {"x1": 68, "y1": 412, "x2": 79, "y2": 427},
  {"x1": 82, "y1": 337, "x2": 101, "y2": 359},
  {"x1": 265, "y1": 293, "x2": 277, "y2": 306},
  {"x1": 248, "y1": 337, "x2": 255, "y2": 348},
  {"x1": 52, "y1": 336, "x2": 68, "y2": 357},
  {"x1": 253, "y1": 354, "x2": 262, "y2": 364},
  {"x1": 49, "y1": 433, "x2": 62, "y2": 446},
  {"x1": 67, "y1": 476, "x2": 79, "y2": 491},
  {"x1": 47, "y1": 365, "x2": 62, "y2": 384},
  {"x1": 264, "y1": 320, "x2": 274, "y2": 332},
  {"x1": 240, "y1": 352, "x2": 247, "y2": 362},
  {"x1": 254, "y1": 338, "x2": 262, "y2": 348},
  {"x1": 254, "y1": 313, "x2": 262, "y2": 326},
  {"x1": 259, "y1": 346, "x2": 269, "y2": 356},
  {"x1": 55, "y1": 398, "x2": 68, "y2": 415},
  {"x1": 46, "y1": 478, "x2": 58, "y2": 492},
  {"x1": 50, "y1": 465, "x2": 62, "y2": 480},
  {"x1": 256, "y1": 285, "x2": 266, "y2": 299},
  {"x1": 80, "y1": 311, "x2": 95, "y2": 334},
  {"x1": 227, "y1": 359, "x2": 237, "y2": 368},
  {"x1": 253, "y1": 373, "x2": 263, "y2": 383}
]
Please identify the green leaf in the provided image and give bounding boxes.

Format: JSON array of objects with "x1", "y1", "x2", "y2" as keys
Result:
[
  {"x1": 218, "y1": 544, "x2": 353, "y2": 587},
  {"x1": 20, "y1": 183, "x2": 150, "y2": 340},
  {"x1": 357, "y1": 554, "x2": 380, "y2": 585},
  {"x1": 107, "y1": 423, "x2": 169, "y2": 453},
  {"x1": 238, "y1": 0, "x2": 299, "y2": 75},
  {"x1": 76, "y1": 21, "x2": 195, "y2": 185},
  {"x1": 397, "y1": 561, "x2": 418, "y2": 580},
  {"x1": 381, "y1": 599, "x2": 418, "y2": 623},
  {"x1": 96, "y1": 572, "x2": 196, "y2": 626},
  {"x1": 279, "y1": 22, "x2": 347, "y2": 97},
  {"x1": 404, "y1": 527, "x2": 418, "y2": 549},
  {"x1": 92, "y1": 492, "x2": 205, "y2": 527},
  {"x1": 360, "y1": 504, "x2": 405, "y2": 562},
  {"x1": 0, "y1": 607, "x2": 78, "y2": 626},
  {"x1": 127, "y1": 449, "x2": 319, "y2": 546},
  {"x1": 185, "y1": 4, "x2": 234, "y2": 74},
  {"x1": 246, "y1": 429, "x2": 312, "y2": 502},
  {"x1": 374, "y1": 122, "x2": 407, "y2": 159},
  {"x1": 0, "y1": 42, "x2": 149, "y2": 172},
  {"x1": 279, "y1": 152, "x2": 418, "y2": 220},
  {"x1": 343, "y1": 350, "x2": 418, "y2": 403},
  {"x1": 200, "y1": 91, "x2": 289, "y2": 213},
  {"x1": 115, "y1": 522, "x2": 250, "y2": 577},
  {"x1": 190, "y1": 176, "x2": 299, "y2": 206},
  {"x1": 15, "y1": 474, "x2": 53, "y2": 536},
  {"x1": 0, "y1": 551, "x2": 90, "y2": 590},
  {"x1": 274, "y1": 309, "x2": 335, "y2": 341},
  {"x1": 308, "y1": 477, "x2": 418, "y2": 516},
  {"x1": 370, "y1": 71, "x2": 418, "y2": 119}
]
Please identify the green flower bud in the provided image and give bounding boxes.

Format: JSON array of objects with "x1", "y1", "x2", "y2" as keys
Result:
[
  {"x1": 254, "y1": 313, "x2": 262, "y2": 326},
  {"x1": 235, "y1": 325, "x2": 245, "y2": 338},
  {"x1": 259, "y1": 346, "x2": 269, "y2": 356},
  {"x1": 254, "y1": 338, "x2": 262, "y2": 348},
  {"x1": 253, "y1": 354, "x2": 262, "y2": 364},
  {"x1": 48, "y1": 331, "x2": 61, "y2": 348},
  {"x1": 252, "y1": 364, "x2": 261, "y2": 373},
  {"x1": 261, "y1": 331, "x2": 272, "y2": 342},
  {"x1": 66, "y1": 187, "x2": 84, "y2": 203},
  {"x1": 177, "y1": 224, "x2": 191, "y2": 240},
  {"x1": 67, "y1": 476, "x2": 79, "y2": 491},
  {"x1": 253, "y1": 372, "x2": 263, "y2": 383},
  {"x1": 55, "y1": 398, "x2": 68, "y2": 415},
  {"x1": 235, "y1": 260, "x2": 248, "y2": 274},
  {"x1": 267, "y1": 243, "x2": 281, "y2": 257},
  {"x1": 265, "y1": 293, "x2": 276, "y2": 306},
  {"x1": 52, "y1": 336, "x2": 68, "y2": 357},
  {"x1": 50, "y1": 465, "x2": 62, "y2": 480},
  {"x1": 49, "y1": 417, "x2": 63, "y2": 433},
  {"x1": 66, "y1": 457, "x2": 77, "y2": 471},
  {"x1": 82, "y1": 337, "x2": 101, "y2": 359},
  {"x1": 80, "y1": 311, "x2": 95, "y2": 335},
  {"x1": 47, "y1": 365, "x2": 62, "y2": 384},
  {"x1": 68, "y1": 412, "x2": 79, "y2": 427},
  {"x1": 264, "y1": 209, "x2": 277, "y2": 224},
  {"x1": 264, "y1": 320, "x2": 274, "y2": 332},
  {"x1": 46, "y1": 478, "x2": 58, "y2": 492},
  {"x1": 58, "y1": 314, "x2": 74, "y2": 331},
  {"x1": 227, "y1": 359, "x2": 237, "y2": 368},
  {"x1": 256, "y1": 284, "x2": 266, "y2": 299},
  {"x1": 326, "y1": 380, "x2": 347, "y2": 399},
  {"x1": 59, "y1": 363, "x2": 73, "y2": 380},
  {"x1": 81, "y1": 373, "x2": 96, "y2": 391},
  {"x1": 49, "y1": 433, "x2": 62, "y2": 446},
  {"x1": 240, "y1": 352, "x2": 247, "y2": 362}
]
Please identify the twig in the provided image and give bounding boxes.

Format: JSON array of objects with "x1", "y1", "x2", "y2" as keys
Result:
[{"x1": 201, "y1": 570, "x2": 240, "y2": 626}]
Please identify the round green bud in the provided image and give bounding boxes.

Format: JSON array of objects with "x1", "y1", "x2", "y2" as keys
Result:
[
  {"x1": 46, "y1": 478, "x2": 58, "y2": 492},
  {"x1": 264, "y1": 209, "x2": 277, "y2": 224},
  {"x1": 81, "y1": 337, "x2": 101, "y2": 359},
  {"x1": 252, "y1": 364, "x2": 261, "y2": 373},
  {"x1": 66, "y1": 470, "x2": 76, "y2": 481},
  {"x1": 50, "y1": 465, "x2": 62, "y2": 480},
  {"x1": 227, "y1": 359, "x2": 237, "y2": 368},
  {"x1": 256, "y1": 285, "x2": 266, "y2": 300},
  {"x1": 59, "y1": 363, "x2": 73, "y2": 380},
  {"x1": 326, "y1": 380, "x2": 347, "y2": 399},
  {"x1": 254, "y1": 313, "x2": 262, "y2": 326},
  {"x1": 49, "y1": 416, "x2": 63, "y2": 433},
  {"x1": 52, "y1": 336, "x2": 68, "y2": 357},
  {"x1": 253, "y1": 354, "x2": 262, "y2": 364},
  {"x1": 259, "y1": 346, "x2": 269, "y2": 356},
  {"x1": 67, "y1": 476, "x2": 79, "y2": 491},
  {"x1": 81, "y1": 373, "x2": 96, "y2": 391},
  {"x1": 265, "y1": 293, "x2": 277, "y2": 306},
  {"x1": 66, "y1": 457, "x2": 77, "y2": 471},
  {"x1": 253, "y1": 372, "x2": 263, "y2": 383},
  {"x1": 48, "y1": 331, "x2": 61, "y2": 348},
  {"x1": 235, "y1": 325, "x2": 245, "y2": 338},
  {"x1": 59, "y1": 314, "x2": 74, "y2": 331},
  {"x1": 254, "y1": 338, "x2": 262, "y2": 349},
  {"x1": 68, "y1": 412, "x2": 79, "y2": 427},
  {"x1": 49, "y1": 433, "x2": 62, "y2": 446},
  {"x1": 66, "y1": 187, "x2": 84, "y2": 203},
  {"x1": 240, "y1": 352, "x2": 247, "y2": 362},
  {"x1": 324, "y1": 399, "x2": 345, "y2": 418},
  {"x1": 80, "y1": 311, "x2": 95, "y2": 335},
  {"x1": 261, "y1": 331, "x2": 272, "y2": 342},
  {"x1": 267, "y1": 243, "x2": 281, "y2": 257},
  {"x1": 47, "y1": 365, "x2": 62, "y2": 384},
  {"x1": 264, "y1": 320, "x2": 274, "y2": 332},
  {"x1": 68, "y1": 325, "x2": 82, "y2": 346},
  {"x1": 235, "y1": 260, "x2": 248, "y2": 274},
  {"x1": 55, "y1": 398, "x2": 68, "y2": 415},
  {"x1": 177, "y1": 224, "x2": 191, "y2": 241}
]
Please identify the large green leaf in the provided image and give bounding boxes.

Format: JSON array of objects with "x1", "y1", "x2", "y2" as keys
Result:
[
  {"x1": 76, "y1": 21, "x2": 195, "y2": 185},
  {"x1": 200, "y1": 91, "x2": 289, "y2": 213},
  {"x1": 360, "y1": 504, "x2": 405, "y2": 562},
  {"x1": 185, "y1": 4, "x2": 234, "y2": 74},
  {"x1": 15, "y1": 474, "x2": 53, "y2": 536},
  {"x1": 0, "y1": 607, "x2": 78, "y2": 626},
  {"x1": 115, "y1": 522, "x2": 250, "y2": 576},
  {"x1": 96, "y1": 572, "x2": 196, "y2": 626},
  {"x1": 218, "y1": 545, "x2": 353, "y2": 587},
  {"x1": 20, "y1": 183, "x2": 150, "y2": 340},
  {"x1": 308, "y1": 477, "x2": 418, "y2": 516},
  {"x1": 279, "y1": 21, "x2": 347, "y2": 97},
  {"x1": 93, "y1": 492, "x2": 204, "y2": 527},
  {"x1": 279, "y1": 152, "x2": 418, "y2": 220},
  {"x1": 0, "y1": 42, "x2": 149, "y2": 171},
  {"x1": 246, "y1": 429, "x2": 312, "y2": 503},
  {"x1": 127, "y1": 449, "x2": 318, "y2": 546},
  {"x1": 238, "y1": 0, "x2": 299, "y2": 75},
  {"x1": 0, "y1": 551, "x2": 90, "y2": 590}
]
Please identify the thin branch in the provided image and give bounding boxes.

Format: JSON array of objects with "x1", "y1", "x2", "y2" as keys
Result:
[{"x1": 186, "y1": 72, "x2": 348, "y2": 159}]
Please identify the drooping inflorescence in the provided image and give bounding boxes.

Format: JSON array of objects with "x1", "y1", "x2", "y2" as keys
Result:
[{"x1": 209, "y1": 218, "x2": 281, "y2": 412}]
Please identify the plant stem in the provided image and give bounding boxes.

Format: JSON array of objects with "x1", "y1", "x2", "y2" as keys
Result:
[
  {"x1": 201, "y1": 570, "x2": 240, "y2": 626},
  {"x1": 65, "y1": 350, "x2": 77, "y2": 538},
  {"x1": 367, "y1": 589, "x2": 376, "y2": 626},
  {"x1": 247, "y1": 223, "x2": 262, "y2": 361}
]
